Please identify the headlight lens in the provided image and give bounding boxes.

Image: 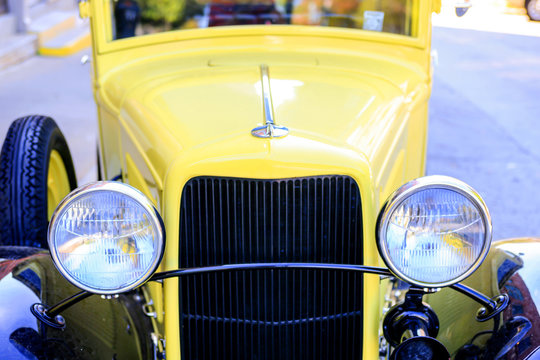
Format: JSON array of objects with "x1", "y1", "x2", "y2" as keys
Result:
[
  {"x1": 377, "y1": 176, "x2": 491, "y2": 287},
  {"x1": 48, "y1": 182, "x2": 165, "y2": 294}
]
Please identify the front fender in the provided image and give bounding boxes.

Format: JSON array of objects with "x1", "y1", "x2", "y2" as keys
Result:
[
  {"x1": 424, "y1": 238, "x2": 540, "y2": 359},
  {"x1": 0, "y1": 246, "x2": 154, "y2": 360}
]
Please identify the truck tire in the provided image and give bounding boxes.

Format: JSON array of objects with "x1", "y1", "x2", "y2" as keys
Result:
[
  {"x1": 0, "y1": 116, "x2": 77, "y2": 248},
  {"x1": 97, "y1": 146, "x2": 103, "y2": 181},
  {"x1": 526, "y1": 0, "x2": 540, "y2": 21}
]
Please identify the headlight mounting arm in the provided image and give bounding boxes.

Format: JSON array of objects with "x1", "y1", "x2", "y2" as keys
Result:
[
  {"x1": 31, "y1": 291, "x2": 92, "y2": 329},
  {"x1": 31, "y1": 262, "x2": 508, "y2": 328}
]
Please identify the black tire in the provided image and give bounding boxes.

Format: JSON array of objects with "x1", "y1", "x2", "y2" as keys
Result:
[
  {"x1": 0, "y1": 116, "x2": 77, "y2": 248},
  {"x1": 526, "y1": 0, "x2": 540, "y2": 21},
  {"x1": 97, "y1": 145, "x2": 103, "y2": 181}
]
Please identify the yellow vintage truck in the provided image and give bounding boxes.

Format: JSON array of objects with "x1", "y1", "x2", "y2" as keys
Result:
[{"x1": 0, "y1": 0, "x2": 539, "y2": 359}]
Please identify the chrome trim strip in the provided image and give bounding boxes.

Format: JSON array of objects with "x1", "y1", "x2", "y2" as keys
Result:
[{"x1": 251, "y1": 64, "x2": 289, "y2": 138}]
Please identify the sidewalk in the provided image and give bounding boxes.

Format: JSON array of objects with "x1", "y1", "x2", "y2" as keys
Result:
[{"x1": 0, "y1": 9, "x2": 90, "y2": 72}]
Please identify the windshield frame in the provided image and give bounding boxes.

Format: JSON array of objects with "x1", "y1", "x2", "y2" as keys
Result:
[{"x1": 89, "y1": 0, "x2": 432, "y2": 54}]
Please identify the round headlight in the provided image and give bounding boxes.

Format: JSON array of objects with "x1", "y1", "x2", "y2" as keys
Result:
[
  {"x1": 377, "y1": 176, "x2": 492, "y2": 288},
  {"x1": 48, "y1": 182, "x2": 165, "y2": 294}
]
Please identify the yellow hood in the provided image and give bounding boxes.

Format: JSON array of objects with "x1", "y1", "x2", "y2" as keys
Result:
[
  {"x1": 98, "y1": 52, "x2": 429, "y2": 199},
  {"x1": 102, "y1": 54, "x2": 425, "y2": 152}
]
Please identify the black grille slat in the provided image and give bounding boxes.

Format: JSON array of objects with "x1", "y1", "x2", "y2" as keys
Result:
[{"x1": 179, "y1": 176, "x2": 363, "y2": 359}]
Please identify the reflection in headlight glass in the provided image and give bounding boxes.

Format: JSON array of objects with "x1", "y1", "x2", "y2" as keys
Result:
[
  {"x1": 385, "y1": 188, "x2": 485, "y2": 284},
  {"x1": 52, "y1": 192, "x2": 160, "y2": 291}
]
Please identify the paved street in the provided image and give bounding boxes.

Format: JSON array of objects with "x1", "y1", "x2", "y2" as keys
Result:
[
  {"x1": 428, "y1": 25, "x2": 540, "y2": 241},
  {"x1": 0, "y1": 10, "x2": 539, "y2": 241},
  {"x1": 427, "y1": 2, "x2": 540, "y2": 241},
  {"x1": 0, "y1": 50, "x2": 97, "y2": 184}
]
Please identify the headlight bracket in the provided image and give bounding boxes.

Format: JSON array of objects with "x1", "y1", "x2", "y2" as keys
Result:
[
  {"x1": 30, "y1": 291, "x2": 93, "y2": 329},
  {"x1": 382, "y1": 287, "x2": 440, "y2": 347},
  {"x1": 476, "y1": 294, "x2": 510, "y2": 322}
]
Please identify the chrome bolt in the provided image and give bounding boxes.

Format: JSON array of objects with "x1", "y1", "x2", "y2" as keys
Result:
[
  {"x1": 55, "y1": 315, "x2": 66, "y2": 326},
  {"x1": 478, "y1": 308, "x2": 486, "y2": 316},
  {"x1": 101, "y1": 294, "x2": 119, "y2": 300}
]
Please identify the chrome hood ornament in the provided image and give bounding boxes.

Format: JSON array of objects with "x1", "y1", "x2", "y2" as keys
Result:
[{"x1": 251, "y1": 65, "x2": 289, "y2": 138}]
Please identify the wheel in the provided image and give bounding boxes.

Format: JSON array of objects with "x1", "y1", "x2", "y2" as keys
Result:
[
  {"x1": 0, "y1": 116, "x2": 77, "y2": 248},
  {"x1": 526, "y1": 0, "x2": 540, "y2": 21}
]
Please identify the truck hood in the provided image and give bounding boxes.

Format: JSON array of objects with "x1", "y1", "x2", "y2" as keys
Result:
[{"x1": 101, "y1": 55, "x2": 427, "y2": 156}]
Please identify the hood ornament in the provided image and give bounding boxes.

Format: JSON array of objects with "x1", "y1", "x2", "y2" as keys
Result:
[{"x1": 252, "y1": 65, "x2": 288, "y2": 139}]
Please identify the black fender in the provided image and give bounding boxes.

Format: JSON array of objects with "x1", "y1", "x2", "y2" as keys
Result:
[
  {"x1": 0, "y1": 246, "x2": 154, "y2": 360},
  {"x1": 424, "y1": 238, "x2": 540, "y2": 359}
]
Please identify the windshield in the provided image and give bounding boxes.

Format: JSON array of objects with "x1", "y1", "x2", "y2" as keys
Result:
[{"x1": 111, "y1": 0, "x2": 416, "y2": 40}]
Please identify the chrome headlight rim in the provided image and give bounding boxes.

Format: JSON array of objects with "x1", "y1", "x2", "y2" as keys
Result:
[
  {"x1": 376, "y1": 175, "x2": 492, "y2": 288},
  {"x1": 48, "y1": 181, "x2": 166, "y2": 295}
]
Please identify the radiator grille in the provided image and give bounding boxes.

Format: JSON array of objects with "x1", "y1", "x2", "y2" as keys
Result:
[{"x1": 179, "y1": 176, "x2": 363, "y2": 359}]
